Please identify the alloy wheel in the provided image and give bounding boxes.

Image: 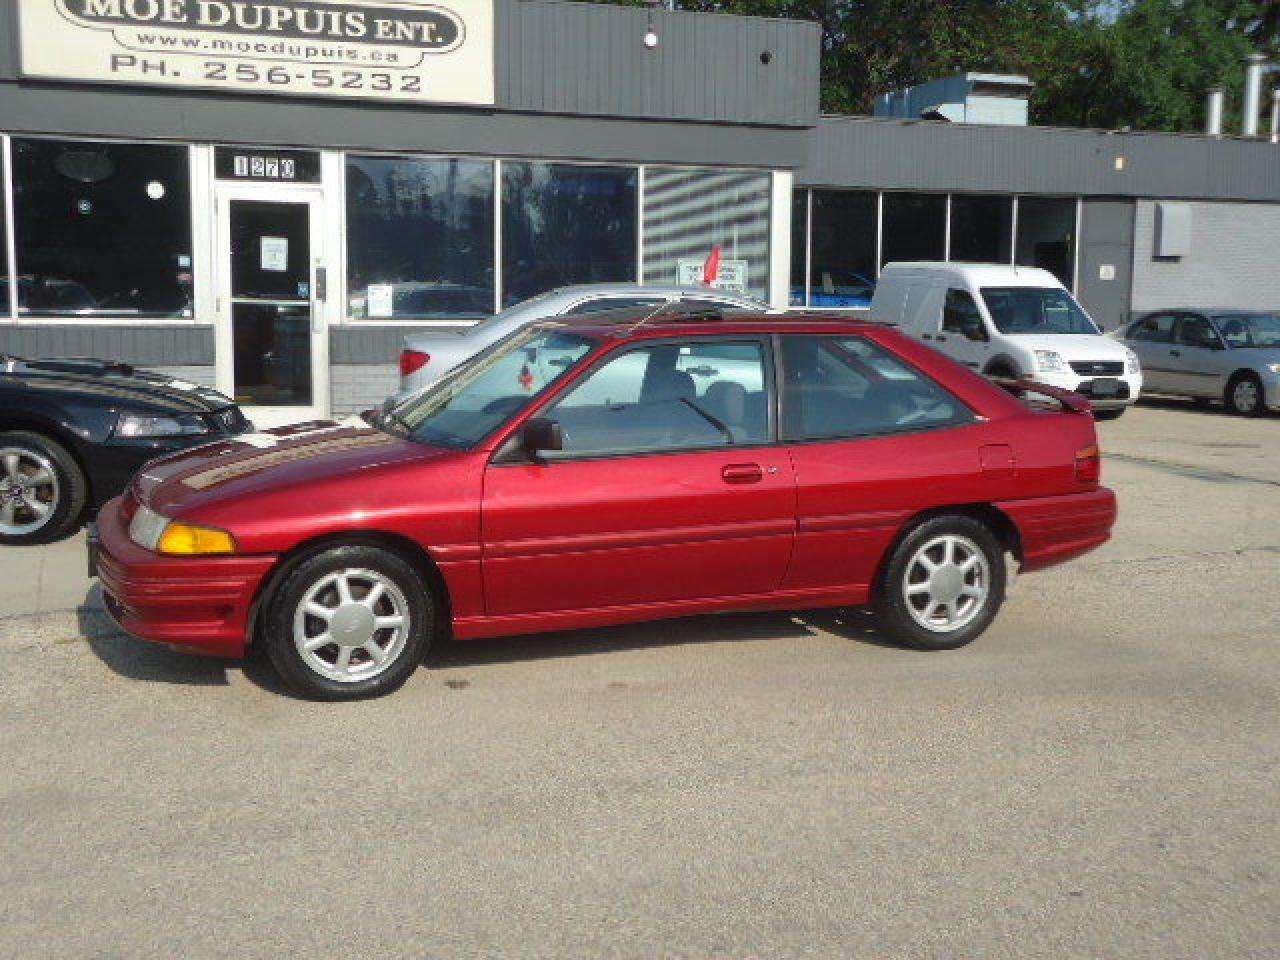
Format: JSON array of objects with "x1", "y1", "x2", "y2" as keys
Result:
[
  {"x1": 293, "y1": 568, "x2": 411, "y2": 683},
  {"x1": 1232, "y1": 378, "x2": 1261, "y2": 414},
  {"x1": 902, "y1": 534, "x2": 990, "y2": 634},
  {"x1": 0, "y1": 448, "x2": 60, "y2": 537}
]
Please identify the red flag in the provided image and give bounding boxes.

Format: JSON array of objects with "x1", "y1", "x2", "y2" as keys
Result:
[{"x1": 702, "y1": 245, "x2": 721, "y2": 285}]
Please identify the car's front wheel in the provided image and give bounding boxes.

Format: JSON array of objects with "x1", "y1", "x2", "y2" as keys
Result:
[
  {"x1": 1093, "y1": 408, "x2": 1126, "y2": 421},
  {"x1": 0, "y1": 431, "x2": 87, "y2": 546},
  {"x1": 873, "y1": 515, "x2": 1007, "y2": 651},
  {"x1": 263, "y1": 545, "x2": 433, "y2": 700}
]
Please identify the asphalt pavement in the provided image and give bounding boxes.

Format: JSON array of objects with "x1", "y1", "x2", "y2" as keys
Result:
[{"x1": 1, "y1": 399, "x2": 1277, "y2": 959}]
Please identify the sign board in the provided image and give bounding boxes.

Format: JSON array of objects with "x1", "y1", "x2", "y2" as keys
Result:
[
  {"x1": 17, "y1": 0, "x2": 495, "y2": 106},
  {"x1": 677, "y1": 258, "x2": 749, "y2": 294}
]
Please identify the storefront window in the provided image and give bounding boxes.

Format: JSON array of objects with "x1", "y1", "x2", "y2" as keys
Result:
[
  {"x1": 12, "y1": 138, "x2": 192, "y2": 318},
  {"x1": 804, "y1": 189, "x2": 878, "y2": 308},
  {"x1": 949, "y1": 194, "x2": 1013, "y2": 263},
  {"x1": 346, "y1": 155, "x2": 494, "y2": 320},
  {"x1": 1016, "y1": 196, "x2": 1076, "y2": 289},
  {"x1": 501, "y1": 162, "x2": 637, "y2": 306},
  {"x1": 1, "y1": 144, "x2": 10, "y2": 319},
  {"x1": 881, "y1": 192, "x2": 945, "y2": 267},
  {"x1": 642, "y1": 167, "x2": 770, "y2": 301}
]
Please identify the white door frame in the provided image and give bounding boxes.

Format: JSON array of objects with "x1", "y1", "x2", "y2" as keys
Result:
[{"x1": 213, "y1": 183, "x2": 333, "y2": 426}]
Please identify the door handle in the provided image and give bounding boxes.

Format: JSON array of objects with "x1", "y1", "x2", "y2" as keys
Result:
[
  {"x1": 936, "y1": 335, "x2": 948, "y2": 342},
  {"x1": 921, "y1": 333, "x2": 934, "y2": 340},
  {"x1": 721, "y1": 463, "x2": 764, "y2": 484},
  {"x1": 1170, "y1": 349, "x2": 1181, "y2": 357}
]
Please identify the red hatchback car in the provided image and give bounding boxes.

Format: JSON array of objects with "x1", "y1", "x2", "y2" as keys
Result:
[{"x1": 91, "y1": 311, "x2": 1116, "y2": 700}]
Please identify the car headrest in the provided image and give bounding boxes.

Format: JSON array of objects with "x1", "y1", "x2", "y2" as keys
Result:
[{"x1": 644, "y1": 368, "x2": 696, "y2": 404}]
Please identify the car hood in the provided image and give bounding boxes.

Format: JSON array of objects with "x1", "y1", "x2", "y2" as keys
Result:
[
  {"x1": 134, "y1": 420, "x2": 451, "y2": 517},
  {"x1": 0, "y1": 367, "x2": 237, "y2": 415},
  {"x1": 1002, "y1": 334, "x2": 1130, "y2": 361}
]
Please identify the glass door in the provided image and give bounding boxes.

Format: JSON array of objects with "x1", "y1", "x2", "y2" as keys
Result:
[{"x1": 216, "y1": 189, "x2": 329, "y2": 425}]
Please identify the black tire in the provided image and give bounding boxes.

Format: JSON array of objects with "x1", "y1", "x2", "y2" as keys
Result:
[
  {"x1": 1225, "y1": 372, "x2": 1266, "y2": 417},
  {"x1": 873, "y1": 515, "x2": 1007, "y2": 651},
  {"x1": 1093, "y1": 408, "x2": 1126, "y2": 421},
  {"x1": 263, "y1": 544, "x2": 433, "y2": 701},
  {"x1": 985, "y1": 363, "x2": 1020, "y2": 381},
  {"x1": 0, "y1": 430, "x2": 88, "y2": 546}
]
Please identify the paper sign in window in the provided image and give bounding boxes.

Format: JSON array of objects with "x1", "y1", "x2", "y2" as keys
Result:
[
  {"x1": 261, "y1": 236, "x2": 289, "y2": 273},
  {"x1": 367, "y1": 284, "x2": 395, "y2": 318}
]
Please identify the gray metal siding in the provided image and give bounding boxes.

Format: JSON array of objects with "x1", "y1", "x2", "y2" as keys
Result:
[
  {"x1": 0, "y1": 326, "x2": 215, "y2": 365},
  {"x1": 330, "y1": 327, "x2": 427, "y2": 365},
  {"x1": 498, "y1": 1, "x2": 819, "y2": 127},
  {"x1": 0, "y1": 0, "x2": 817, "y2": 129},
  {"x1": 1076, "y1": 199, "x2": 1135, "y2": 331},
  {"x1": 802, "y1": 117, "x2": 1280, "y2": 202},
  {"x1": 0, "y1": 83, "x2": 807, "y2": 170},
  {"x1": 1131, "y1": 201, "x2": 1280, "y2": 312}
]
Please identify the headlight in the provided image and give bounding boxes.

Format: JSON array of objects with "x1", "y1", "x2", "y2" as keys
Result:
[
  {"x1": 128, "y1": 504, "x2": 236, "y2": 555},
  {"x1": 116, "y1": 412, "x2": 209, "y2": 438},
  {"x1": 1034, "y1": 350, "x2": 1068, "y2": 373},
  {"x1": 1126, "y1": 349, "x2": 1141, "y2": 374},
  {"x1": 1266, "y1": 363, "x2": 1280, "y2": 375}
]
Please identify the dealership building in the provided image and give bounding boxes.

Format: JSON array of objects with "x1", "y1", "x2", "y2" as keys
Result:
[{"x1": 3, "y1": 0, "x2": 1280, "y2": 421}]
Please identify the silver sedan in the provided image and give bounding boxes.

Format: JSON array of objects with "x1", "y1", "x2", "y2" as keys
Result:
[
  {"x1": 397, "y1": 284, "x2": 769, "y2": 395},
  {"x1": 1114, "y1": 310, "x2": 1280, "y2": 416}
]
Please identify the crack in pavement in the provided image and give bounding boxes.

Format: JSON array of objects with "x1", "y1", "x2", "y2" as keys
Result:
[{"x1": 1105, "y1": 451, "x2": 1280, "y2": 488}]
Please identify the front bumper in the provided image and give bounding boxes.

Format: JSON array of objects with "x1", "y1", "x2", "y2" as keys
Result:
[
  {"x1": 90, "y1": 497, "x2": 276, "y2": 658},
  {"x1": 1031, "y1": 370, "x2": 1142, "y2": 409}
]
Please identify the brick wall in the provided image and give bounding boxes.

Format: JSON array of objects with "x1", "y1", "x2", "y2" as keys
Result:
[
  {"x1": 330, "y1": 364, "x2": 400, "y2": 416},
  {"x1": 1131, "y1": 201, "x2": 1280, "y2": 312}
]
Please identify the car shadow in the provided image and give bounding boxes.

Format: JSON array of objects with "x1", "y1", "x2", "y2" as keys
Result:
[
  {"x1": 80, "y1": 582, "x2": 900, "y2": 695},
  {"x1": 427, "y1": 605, "x2": 897, "y2": 669},
  {"x1": 1135, "y1": 395, "x2": 1277, "y2": 419},
  {"x1": 78, "y1": 583, "x2": 256, "y2": 689}
]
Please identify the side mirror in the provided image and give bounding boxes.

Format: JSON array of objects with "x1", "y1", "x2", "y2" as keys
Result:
[
  {"x1": 522, "y1": 417, "x2": 563, "y2": 458},
  {"x1": 963, "y1": 315, "x2": 989, "y2": 342}
]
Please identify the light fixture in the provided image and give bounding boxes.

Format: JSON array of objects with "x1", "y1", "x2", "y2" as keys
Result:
[
  {"x1": 146, "y1": 180, "x2": 166, "y2": 200},
  {"x1": 643, "y1": 0, "x2": 662, "y2": 50}
]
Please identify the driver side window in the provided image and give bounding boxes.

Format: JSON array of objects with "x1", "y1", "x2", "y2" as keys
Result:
[{"x1": 544, "y1": 339, "x2": 770, "y2": 457}]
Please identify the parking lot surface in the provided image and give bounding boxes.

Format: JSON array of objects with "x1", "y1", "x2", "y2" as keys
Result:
[{"x1": 1, "y1": 401, "x2": 1277, "y2": 959}]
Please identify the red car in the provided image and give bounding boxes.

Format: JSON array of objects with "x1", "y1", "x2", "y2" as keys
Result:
[{"x1": 90, "y1": 311, "x2": 1115, "y2": 700}]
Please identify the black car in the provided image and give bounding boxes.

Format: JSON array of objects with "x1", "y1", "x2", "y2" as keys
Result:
[{"x1": 0, "y1": 354, "x2": 250, "y2": 545}]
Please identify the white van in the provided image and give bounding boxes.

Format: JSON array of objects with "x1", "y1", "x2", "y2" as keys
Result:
[{"x1": 871, "y1": 263, "x2": 1142, "y2": 419}]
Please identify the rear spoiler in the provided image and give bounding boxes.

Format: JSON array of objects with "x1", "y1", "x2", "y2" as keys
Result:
[{"x1": 992, "y1": 378, "x2": 1093, "y2": 414}]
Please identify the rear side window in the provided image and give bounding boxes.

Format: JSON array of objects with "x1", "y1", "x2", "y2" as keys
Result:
[
  {"x1": 564, "y1": 297, "x2": 666, "y2": 316},
  {"x1": 1176, "y1": 315, "x2": 1220, "y2": 348},
  {"x1": 1128, "y1": 314, "x2": 1175, "y2": 343},
  {"x1": 780, "y1": 335, "x2": 972, "y2": 442}
]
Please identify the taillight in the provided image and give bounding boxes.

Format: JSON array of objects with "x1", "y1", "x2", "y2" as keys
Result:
[
  {"x1": 1075, "y1": 444, "x2": 1101, "y2": 485},
  {"x1": 400, "y1": 350, "x2": 430, "y2": 377}
]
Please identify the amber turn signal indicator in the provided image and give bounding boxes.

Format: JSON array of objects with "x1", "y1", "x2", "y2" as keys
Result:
[{"x1": 157, "y1": 522, "x2": 237, "y2": 556}]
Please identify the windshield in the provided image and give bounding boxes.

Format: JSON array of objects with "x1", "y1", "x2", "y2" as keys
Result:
[
  {"x1": 981, "y1": 287, "x2": 1099, "y2": 335},
  {"x1": 1214, "y1": 314, "x2": 1280, "y2": 349},
  {"x1": 388, "y1": 328, "x2": 596, "y2": 448}
]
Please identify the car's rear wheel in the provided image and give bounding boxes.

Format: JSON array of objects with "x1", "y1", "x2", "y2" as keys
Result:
[
  {"x1": 264, "y1": 545, "x2": 433, "y2": 701},
  {"x1": 0, "y1": 431, "x2": 87, "y2": 546},
  {"x1": 874, "y1": 515, "x2": 1006, "y2": 651},
  {"x1": 1225, "y1": 373, "x2": 1265, "y2": 417}
]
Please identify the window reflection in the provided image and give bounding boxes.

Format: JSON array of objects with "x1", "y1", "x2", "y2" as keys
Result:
[
  {"x1": 1016, "y1": 197, "x2": 1076, "y2": 289},
  {"x1": 881, "y1": 192, "x2": 946, "y2": 266},
  {"x1": 642, "y1": 167, "x2": 770, "y2": 300},
  {"x1": 501, "y1": 162, "x2": 637, "y2": 306},
  {"x1": 950, "y1": 194, "x2": 1013, "y2": 263},
  {"x1": 12, "y1": 138, "x2": 193, "y2": 318},
  {"x1": 346, "y1": 155, "x2": 494, "y2": 320},
  {"x1": 799, "y1": 189, "x2": 878, "y2": 308}
]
